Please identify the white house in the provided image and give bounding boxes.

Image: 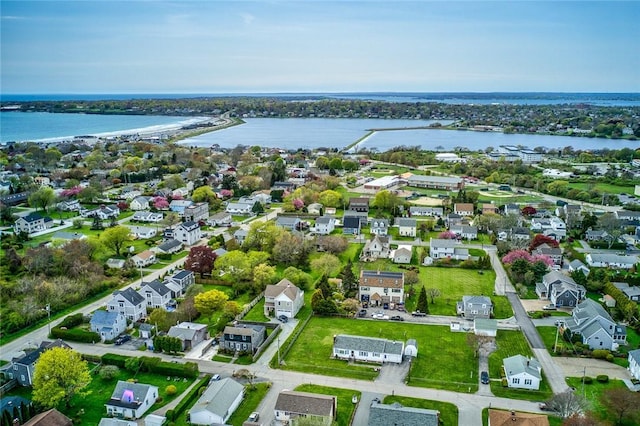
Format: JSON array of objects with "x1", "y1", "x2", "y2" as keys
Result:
[
  {"x1": 429, "y1": 238, "x2": 469, "y2": 260},
  {"x1": 183, "y1": 202, "x2": 209, "y2": 223},
  {"x1": 225, "y1": 202, "x2": 254, "y2": 215},
  {"x1": 586, "y1": 253, "x2": 638, "y2": 269},
  {"x1": 453, "y1": 203, "x2": 474, "y2": 216},
  {"x1": 105, "y1": 381, "x2": 158, "y2": 419},
  {"x1": 263, "y1": 279, "x2": 304, "y2": 318},
  {"x1": 131, "y1": 250, "x2": 157, "y2": 268},
  {"x1": 173, "y1": 221, "x2": 201, "y2": 246},
  {"x1": 208, "y1": 211, "x2": 232, "y2": 227},
  {"x1": 128, "y1": 226, "x2": 157, "y2": 240},
  {"x1": 503, "y1": 355, "x2": 541, "y2": 390},
  {"x1": 359, "y1": 270, "x2": 404, "y2": 308},
  {"x1": 360, "y1": 235, "x2": 390, "y2": 261},
  {"x1": 274, "y1": 391, "x2": 336, "y2": 426},
  {"x1": 628, "y1": 349, "x2": 640, "y2": 381},
  {"x1": 409, "y1": 206, "x2": 443, "y2": 217},
  {"x1": 132, "y1": 211, "x2": 163, "y2": 223},
  {"x1": 164, "y1": 270, "x2": 195, "y2": 298},
  {"x1": 107, "y1": 288, "x2": 146, "y2": 322},
  {"x1": 129, "y1": 196, "x2": 150, "y2": 211},
  {"x1": 449, "y1": 225, "x2": 478, "y2": 240},
  {"x1": 396, "y1": 217, "x2": 417, "y2": 237},
  {"x1": 169, "y1": 199, "x2": 192, "y2": 216},
  {"x1": 370, "y1": 218, "x2": 390, "y2": 236},
  {"x1": 332, "y1": 334, "x2": 404, "y2": 364},
  {"x1": 392, "y1": 246, "x2": 412, "y2": 264},
  {"x1": 14, "y1": 213, "x2": 49, "y2": 234},
  {"x1": 314, "y1": 216, "x2": 336, "y2": 235},
  {"x1": 90, "y1": 310, "x2": 127, "y2": 342},
  {"x1": 188, "y1": 378, "x2": 244, "y2": 426},
  {"x1": 138, "y1": 280, "x2": 172, "y2": 309}
]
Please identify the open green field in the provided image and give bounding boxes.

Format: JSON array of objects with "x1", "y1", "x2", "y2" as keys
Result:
[
  {"x1": 565, "y1": 377, "x2": 628, "y2": 421},
  {"x1": 567, "y1": 182, "x2": 636, "y2": 195},
  {"x1": 488, "y1": 330, "x2": 553, "y2": 401},
  {"x1": 281, "y1": 317, "x2": 479, "y2": 393},
  {"x1": 383, "y1": 395, "x2": 458, "y2": 426},
  {"x1": 5, "y1": 365, "x2": 194, "y2": 425},
  {"x1": 294, "y1": 384, "x2": 360, "y2": 426}
]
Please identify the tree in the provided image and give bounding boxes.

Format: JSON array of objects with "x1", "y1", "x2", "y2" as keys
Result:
[
  {"x1": 283, "y1": 266, "x2": 313, "y2": 290},
  {"x1": 191, "y1": 185, "x2": 217, "y2": 205},
  {"x1": 99, "y1": 225, "x2": 132, "y2": 256},
  {"x1": 215, "y1": 250, "x2": 251, "y2": 281},
  {"x1": 184, "y1": 246, "x2": 217, "y2": 278},
  {"x1": 271, "y1": 158, "x2": 286, "y2": 184},
  {"x1": 529, "y1": 234, "x2": 559, "y2": 251},
  {"x1": 562, "y1": 413, "x2": 603, "y2": 426},
  {"x1": 32, "y1": 347, "x2": 91, "y2": 409},
  {"x1": 340, "y1": 261, "x2": 358, "y2": 298},
  {"x1": 28, "y1": 186, "x2": 55, "y2": 212},
  {"x1": 148, "y1": 308, "x2": 176, "y2": 332},
  {"x1": 416, "y1": 286, "x2": 429, "y2": 314},
  {"x1": 318, "y1": 190, "x2": 343, "y2": 208},
  {"x1": 310, "y1": 254, "x2": 341, "y2": 277},
  {"x1": 252, "y1": 263, "x2": 276, "y2": 292},
  {"x1": 194, "y1": 289, "x2": 229, "y2": 318},
  {"x1": 317, "y1": 235, "x2": 348, "y2": 255},
  {"x1": 222, "y1": 301, "x2": 241, "y2": 319},
  {"x1": 372, "y1": 190, "x2": 400, "y2": 211},
  {"x1": 272, "y1": 232, "x2": 311, "y2": 267},
  {"x1": 98, "y1": 365, "x2": 120, "y2": 381},
  {"x1": 545, "y1": 390, "x2": 587, "y2": 419},
  {"x1": 252, "y1": 201, "x2": 264, "y2": 215},
  {"x1": 244, "y1": 221, "x2": 283, "y2": 252},
  {"x1": 316, "y1": 275, "x2": 333, "y2": 299},
  {"x1": 425, "y1": 288, "x2": 441, "y2": 304},
  {"x1": 310, "y1": 289, "x2": 325, "y2": 312},
  {"x1": 601, "y1": 387, "x2": 640, "y2": 426}
]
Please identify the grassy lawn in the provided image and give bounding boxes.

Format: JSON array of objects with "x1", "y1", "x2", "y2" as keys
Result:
[
  {"x1": 294, "y1": 384, "x2": 360, "y2": 426},
  {"x1": 243, "y1": 298, "x2": 270, "y2": 322},
  {"x1": 226, "y1": 383, "x2": 271, "y2": 426},
  {"x1": 565, "y1": 377, "x2": 627, "y2": 418},
  {"x1": 567, "y1": 182, "x2": 636, "y2": 195},
  {"x1": 5, "y1": 365, "x2": 194, "y2": 425},
  {"x1": 282, "y1": 317, "x2": 478, "y2": 392},
  {"x1": 399, "y1": 267, "x2": 511, "y2": 319},
  {"x1": 488, "y1": 330, "x2": 553, "y2": 401},
  {"x1": 383, "y1": 395, "x2": 458, "y2": 426}
]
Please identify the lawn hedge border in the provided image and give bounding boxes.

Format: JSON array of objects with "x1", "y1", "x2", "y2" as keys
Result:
[
  {"x1": 166, "y1": 374, "x2": 211, "y2": 421},
  {"x1": 50, "y1": 327, "x2": 100, "y2": 343}
]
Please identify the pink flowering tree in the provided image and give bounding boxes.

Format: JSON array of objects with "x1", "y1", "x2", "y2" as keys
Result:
[
  {"x1": 292, "y1": 198, "x2": 304, "y2": 210},
  {"x1": 531, "y1": 254, "x2": 554, "y2": 268},
  {"x1": 153, "y1": 196, "x2": 169, "y2": 210},
  {"x1": 438, "y1": 230, "x2": 457, "y2": 240},
  {"x1": 502, "y1": 249, "x2": 533, "y2": 264},
  {"x1": 60, "y1": 186, "x2": 82, "y2": 198},
  {"x1": 220, "y1": 189, "x2": 234, "y2": 199}
]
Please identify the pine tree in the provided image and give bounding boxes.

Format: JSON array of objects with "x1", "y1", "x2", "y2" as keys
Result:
[
  {"x1": 416, "y1": 286, "x2": 429, "y2": 314},
  {"x1": 340, "y1": 260, "x2": 358, "y2": 298},
  {"x1": 316, "y1": 275, "x2": 332, "y2": 299}
]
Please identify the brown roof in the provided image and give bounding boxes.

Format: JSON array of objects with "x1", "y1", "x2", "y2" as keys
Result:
[
  {"x1": 488, "y1": 409, "x2": 549, "y2": 426},
  {"x1": 265, "y1": 279, "x2": 301, "y2": 300},
  {"x1": 454, "y1": 203, "x2": 474, "y2": 212},
  {"x1": 23, "y1": 409, "x2": 73, "y2": 426},
  {"x1": 360, "y1": 270, "x2": 404, "y2": 289},
  {"x1": 275, "y1": 391, "x2": 336, "y2": 418},
  {"x1": 349, "y1": 197, "x2": 370, "y2": 205}
]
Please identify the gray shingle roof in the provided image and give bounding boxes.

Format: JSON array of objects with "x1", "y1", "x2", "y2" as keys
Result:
[
  {"x1": 113, "y1": 288, "x2": 145, "y2": 306},
  {"x1": 368, "y1": 402, "x2": 439, "y2": 426},
  {"x1": 275, "y1": 391, "x2": 336, "y2": 417},
  {"x1": 333, "y1": 334, "x2": 404, "y2": 356},
  {"x1": 503, "y1": 355, "x2": 541, "y2": 380},
  {"x1": 189, "y1": 378, "x2": 244, "y2": 419}
]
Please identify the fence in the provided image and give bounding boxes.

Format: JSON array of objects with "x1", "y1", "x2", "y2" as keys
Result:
[
  {"x1": 237, "y1": 292, "x2": 264, "y2": 320},
  {"x1": 252, "y1": 323, "x2": 281, "y2": 362}
]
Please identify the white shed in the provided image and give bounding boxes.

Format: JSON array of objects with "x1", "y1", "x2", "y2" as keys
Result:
[{"x1": 404, "y1": 339, "x2": 418, "y2": 358}]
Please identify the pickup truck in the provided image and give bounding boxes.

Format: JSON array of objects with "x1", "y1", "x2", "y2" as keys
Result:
[{"x1": 411, "y1": 311, "x2": 427, "y2": 317}]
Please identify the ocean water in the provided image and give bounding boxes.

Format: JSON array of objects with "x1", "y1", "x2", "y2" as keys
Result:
[
  {"x1": 0, "y1": 111, "x2": 209, "y2": 143},
  {"x1": 177, "y1": 118, "x2": 638, "y2": 152},
  {"x1": 3, "y1": 92, "x2": 639, "y2": 106}
]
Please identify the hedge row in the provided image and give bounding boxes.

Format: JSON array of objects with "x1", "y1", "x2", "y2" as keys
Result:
[
  {"x1": 51, "y1": 327, "x2": 99, "y2": 343},
  {"x1": 59, "y1": 313, "x2": 84, "y2": 328},
  {"x1": 101, "y1": 353, "x2": 198, "y2": 378},
  {"x1": 166, "y1": 375, "x2": 211, "y2": 421}
]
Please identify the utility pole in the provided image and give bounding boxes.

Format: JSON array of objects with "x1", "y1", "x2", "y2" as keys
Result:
[
  {"x1": 45, "y1": 304, "x2": 51, "y2": 337},
  {"x1": 277, "y1": 335, "x2": 281, "y2": 366},
  {"x1": 582, "y1": 367, "x2": 587, "y2": 398}
]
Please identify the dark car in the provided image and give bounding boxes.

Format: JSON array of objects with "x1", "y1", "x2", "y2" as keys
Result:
[
  {"x1": 277, "y1": 315, "x2": 288, "y2": 323},
  {"x1": 411, "y1": 311, "x2": 427, "y2": 317},
  {"x1": 390, "y1": 315, "x2": 404, "y2": 321},
  {"x1": 114, "y1": 334, "x2": 131, "y2": 345},
  {"x1": 358, "y1": 309, "x2": 367, "y2": 317},
  {"x1": 481, "y1": 371, "x2": 490, "y2": 384}
]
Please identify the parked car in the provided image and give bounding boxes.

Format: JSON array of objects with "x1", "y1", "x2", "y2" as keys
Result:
[
  {"x1": 390, "y1": 315, "x2": 404, "y2": 321},
  {"x1": 396, "y1": 305, "x2": 406, "y2": 312},
  {"x1": 248, "y1": 412, "x2": 259, "y2": 422},
  {"x1": 412, "y1": 311, "x2": 427, "y2": 317},
  {"x1": 542, "y1": 304, "x2": 556, "y2": 310},
  {"x1": 481, "y1": 371, "x2": 490, "y2": 384},
  {"x1": 277, "y1": 314, "x2": 289, "y2": 323},
  {"x1": 114, "y1": 334, "x2": 131, "y2": 345},
  {"x1": 358, "y1": 309, "x2": 367, "y2": 317},
  {"x1": 211, "y1": 374, "x2": 221, "y2": 381}
]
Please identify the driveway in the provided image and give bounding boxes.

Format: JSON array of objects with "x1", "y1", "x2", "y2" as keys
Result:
[{"x1": 554, "y1": 357, "x2": 632, "y2": 380}]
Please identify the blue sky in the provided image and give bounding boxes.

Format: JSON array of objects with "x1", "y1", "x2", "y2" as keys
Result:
[{"x1": 1, "y1": 1, "x2": 639, "y2": 93}]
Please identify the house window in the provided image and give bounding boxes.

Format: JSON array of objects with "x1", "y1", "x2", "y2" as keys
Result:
[
  {"x1": 13, "y1": 365, "x2": 17, "y2": 371},
  {"x1": 392, "y1": 289, "x2": 401, "y2": 293},
  {"x1": 359, "y1": 351, "x2": 367, "y2": 357},
  {"x1": 524, "y1": 379, "x2": 532, "y2": 385},
  {"x1": 20, "y1": 375, "x2": 25, "y2": 383},
  {"x1": 512, "y1": 378, "x2": 520, "y2": 384},
  {"x1": 119, "y1": 302, "x2": 124, "y2": 308},
  {"x1": 373, "y1": 353, "x2": 380, "y2": 357}
]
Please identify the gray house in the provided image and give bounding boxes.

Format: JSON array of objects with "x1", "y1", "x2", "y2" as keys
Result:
[
  {"x1": 11, "y1": 340, "x2": 70, "y2": 386},
  {"x1": 536, "y1": 271, "x2": 586, "y2": 308},
  {"x1": 222, "y1": 324, "x2": 266, "y2": 354},
  {"x1": 90, "y1": 311, "x2": 127, "y2": 342},
  {"x1": 565, "y1": 299, "x2": 627, "y2": 350},
  {"x1": 188, "y1": 378, "x2": 244, "y2": 426},
  {"x1": 107, "y1": 288, "x2": 146, "y2": 322},
  {"x1": 368, "y1": 402, "x2": 439, "y2": 426},
  {"x1": 276, "y1": 216, "x2": 301, "y2": 231},
  {"x1": 613, "y1": 282, "x2": 640, "y2": 302},
  {"x1": 167, "y1": 322, "x2": 209, "y2": 351},
  {"x1": 456, "y1": 295, "x2": 493, "y2": 319}
]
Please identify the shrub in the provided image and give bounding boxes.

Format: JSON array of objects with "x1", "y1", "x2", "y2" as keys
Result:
[
  {"x1": 99, "y1": 365, "x2": 120, "y2": 381},
  {"x1": 51, "y1": 327, "x2": 100, "y2": 343},
  {"x1": 165, "y1": 409, "x2": 174, "y2": 421},
  {"x1": 165, "y1": 385, "x2": 177, "y2": 395},
  {"x1": 101, "y1": 353, "x2": 129, "y2": 368},
  {"x1": 59, "y1": 313, "x2": 83, "y2": 328},
  {"x1": 592, "y1": 349, "x2": 611, "y2": 360},
  {"x1": 606, "y1": 354, "x2": 614, "y2": 362},
  {"x1": 124, "y1": 357, "x2": 142, "y2": 373},
  {"x1": 596, "y1": 375, "x2": 609, "y2": 383},
  {"x1": 501, "y1": 378, "x2": 508, "y2": 387},
  {"x1": 582, "y1": 376, "x2": 593, "y2": 384}
]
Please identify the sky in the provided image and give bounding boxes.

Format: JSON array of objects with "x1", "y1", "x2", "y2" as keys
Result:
[{"x1": 1, "y1": 1, "x2": 639, "y2": 94}]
